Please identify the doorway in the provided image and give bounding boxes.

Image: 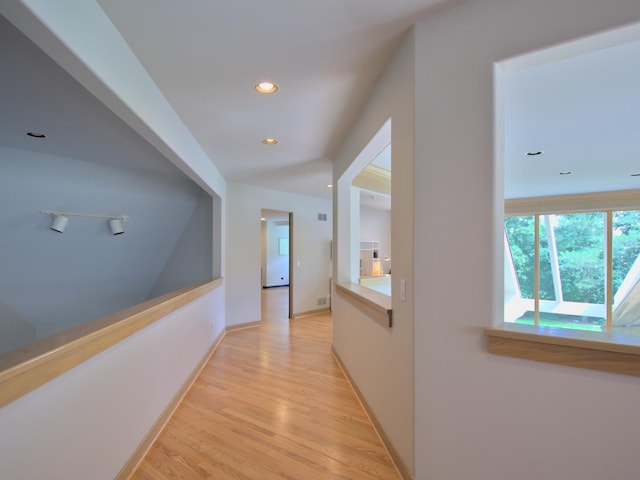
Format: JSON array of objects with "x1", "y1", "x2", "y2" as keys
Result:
[{"x1": 261, "y1": 209, "x2": 293, "y2": 318}]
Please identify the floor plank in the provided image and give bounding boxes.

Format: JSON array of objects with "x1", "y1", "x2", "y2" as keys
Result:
[{"x1": 130, "y1": 287, "x2": 400, "y2": 479}]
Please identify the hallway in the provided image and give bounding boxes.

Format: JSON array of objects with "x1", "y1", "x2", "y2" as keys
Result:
[{"x1": 131, "y1": 287, "x2": 400, "y2": 479}]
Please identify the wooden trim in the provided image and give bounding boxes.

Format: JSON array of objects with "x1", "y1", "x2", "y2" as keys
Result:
[
  {"x1": 0, "y1": 278, "x2": 223, "y2": 409},
  {"x1": 335, "y1": 282, "x2": 392, "y2": 328},
  {"x1": 117, "y1": 328, "x2": 225, "y2": 479},
  {"x1": 606, "y1": 211, "x2": 613, "y2": 332},
  {"x1": 352, "y1": 164, "x2": 391, "y2": 196},
  {"x1": 289, "y1": 211, "x2": 294, "y2": 320},
  {"x1": 292, "y1": 307, "x2": 331, "y2": 319},
  {"x1": 332, "y1": 348, "x2": 413, "y2": 480},
  {"x1": 534, "y1": 215, "x2": 540, "y2": 326},
  {"x1": 486, "y1": 323, "x2": 640, "y2": 376},
  {"x1": 505, "y1": 189, "x2": 640, "y2": 216},
  {"x1": 225, "y1": 320, "x2": 261, "y2": 332}
]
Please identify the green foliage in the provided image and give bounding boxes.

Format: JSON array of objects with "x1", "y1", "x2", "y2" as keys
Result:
[
  {"x1": 554, "y1": 212, "x2": 604, "y2": 303},
  {"x1": 505, "y1": 216, "x2": 557, "y2": 300},
  {"x1": 612, "y1": 210, "x2": 640, "y2": 293},
  {"x1": 505, "y1": 216, "x2": 534, "y2": 297},
  {"x1": 506, "y1": 210, "x2": 640, "y2": 305}
]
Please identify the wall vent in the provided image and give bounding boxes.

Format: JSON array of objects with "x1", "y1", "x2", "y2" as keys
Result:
[
  {"x1": 317, "y1": 213, "x2": 327, "y2": 221},
  {"x1": 317, "y1": 297, "x2": 327, "y2": 306}
]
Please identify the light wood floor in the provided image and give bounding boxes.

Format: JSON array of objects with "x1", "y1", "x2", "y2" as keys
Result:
[{"x1": 130, "y1": 287, "x2": 400, "y2": 479}]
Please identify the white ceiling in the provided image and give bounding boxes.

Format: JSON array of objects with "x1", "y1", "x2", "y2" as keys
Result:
[
  {"x1": 504, "y1": 30, "x2": 640, "y2": 199},
  {"x1": 2, "y1": 3, "x2": 639, "y2": 203},
  {"x1": 93, "y1": 0, "x2": 448, "y2": 199}
]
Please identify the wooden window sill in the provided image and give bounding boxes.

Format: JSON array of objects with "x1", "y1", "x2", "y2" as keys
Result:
[
  {"x1": 486, "y1": 323, "x2": 640, "y2": 377},
  {"x1": 0, "y1": 278, "x2": 223, "y2": 408},
  {"x1": 335, "y1": 282, "x2": 392, "y2": 328}
]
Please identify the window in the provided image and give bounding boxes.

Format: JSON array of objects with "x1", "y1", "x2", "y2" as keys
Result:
[{"x1": 505, "y1": 209, "x2": 640, "y2": 335}]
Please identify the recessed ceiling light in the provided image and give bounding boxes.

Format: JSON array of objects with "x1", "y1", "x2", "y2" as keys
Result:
[
  {"x1": 260, "y1": 217, "x2": 266, "y2": 221},
  {"x1": 526, "y1": 151, "x2": 544, "y2": 156},
  {"x1": 326, "y1": 184, "x2": 333, "y2": 189},
  {"x1": 262, "y1": 138, "x2": 278, "y2": 145},
  {"x1": 26, "y1": 132, "x2": 46, "y2": 138},
  {"x1": 255, "y1": 82, "x2": 278, "y2": 94},
  {"x1": 559, "y1": 171, "x2": 572, "y2": 175}
]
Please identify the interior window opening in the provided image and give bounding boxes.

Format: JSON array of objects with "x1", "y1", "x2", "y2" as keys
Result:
[{"x1": 352, "y1": 143, "x2": 391, "y2": 297}]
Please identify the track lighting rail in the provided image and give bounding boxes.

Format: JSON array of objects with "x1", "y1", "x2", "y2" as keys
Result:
[
  {"x1": 40, "y1": 210, "x2": 129, "y2": 235},
  {"x1": 40, "y1": 211, "x2": 129, "y2": 222}
]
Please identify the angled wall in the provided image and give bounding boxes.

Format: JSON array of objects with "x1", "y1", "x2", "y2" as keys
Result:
[
  {"x1": 0, "y1": 300, "x2": 35, "y2": 353},
  {"x1": 149, "y1": 189, "x2": 214, "y2": 298}
]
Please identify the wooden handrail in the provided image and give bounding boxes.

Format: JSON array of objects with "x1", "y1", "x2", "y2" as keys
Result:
[
  {"x1": 335, "y1": 282, "x2": 392, "y2": 328},
  {"x1": 0, "y1": 278, "x2": 223, "y2": 408}
]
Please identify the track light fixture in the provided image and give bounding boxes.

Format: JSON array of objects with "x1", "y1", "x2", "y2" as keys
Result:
[
  {"x1": 41, "y1": 211, "x2": 129, "y2": 235},
  {"x1": 50, "y1": 214, "x2": 69, "y2": 233},
  {"x1": 109, "y1": 218, "x2": 125, "y2": 235}
]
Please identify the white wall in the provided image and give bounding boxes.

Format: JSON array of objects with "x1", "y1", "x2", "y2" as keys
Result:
[
  {"x1": 226, "y1": 183, "x2": 332, "y2": 325},
  {"x1": 360, "y1": 205, "x2": 391, "y2": 275},
  {"x1": 0, "y1": 286, "x2": 225, "y2": 480},
  {"x1": 332, "y1": 31, "x2": 415, "y2": 473},
  {"x1": 413, "y1": 1, "x2": 640, "y2": 479},
  {"x1": 265, "y1": 221, "x2": 290, "y2": 287}
]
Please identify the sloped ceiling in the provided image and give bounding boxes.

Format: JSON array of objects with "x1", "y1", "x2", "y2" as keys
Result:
[
  {"x1": 3, "y1": 3, "x2": 639, "y2": 204},
  {"x1": 357, "y1": 143, "x2": 391, "y2": 210},
  {"x1": 94, "y1": 0, "x2": 452, "y2": 199},
  {"x1": 0, "y1": 15, "x2": 186, "y2": 180}
]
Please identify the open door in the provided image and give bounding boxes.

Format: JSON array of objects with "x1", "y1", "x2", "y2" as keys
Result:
[
  {"x1": 289, "y1": 211, "x2": 293, "y2": 319},
  {"x1": 260, "y1": 209, "x2": 293, "y2": 319}
]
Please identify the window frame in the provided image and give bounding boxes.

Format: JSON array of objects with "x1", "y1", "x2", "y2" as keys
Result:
[{"x1": 487, "y1": 189, "x2": 640, "y2": 377}]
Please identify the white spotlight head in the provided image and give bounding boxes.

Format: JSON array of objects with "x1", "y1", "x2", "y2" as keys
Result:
[
  {"x1": 109, "y1": 218, "x2": 124, "y2": 235},
  {"x1": 50, "y1": 214, "x2": 69, "y2": 233}
]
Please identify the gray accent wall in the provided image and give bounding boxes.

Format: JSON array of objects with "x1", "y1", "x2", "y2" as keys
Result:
[
  {"x1": 0, "y1": 300, "x2": 35, "y2": 352},
  {"x1": 149, "y1": 189, "x2": 213, "y2": 298},
  {"x1": 0, "y1": 145, "x2": 209, "y2": 349}
]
